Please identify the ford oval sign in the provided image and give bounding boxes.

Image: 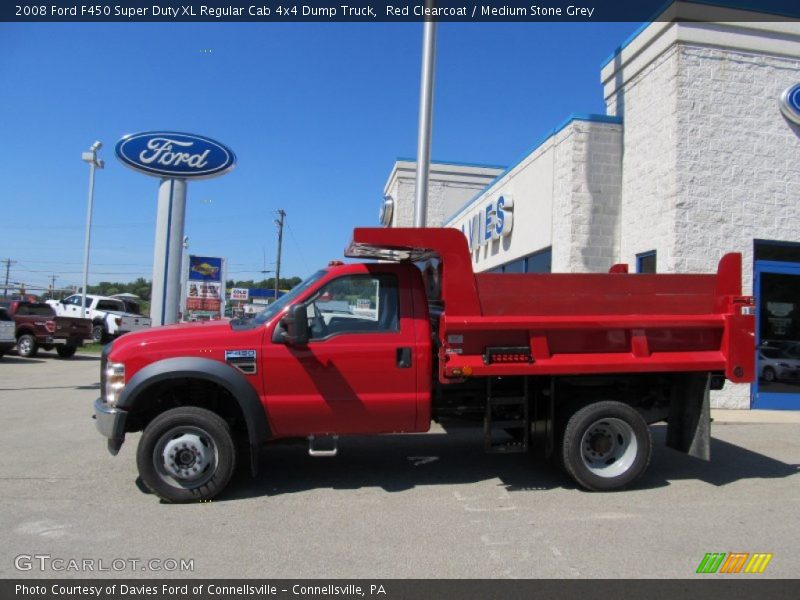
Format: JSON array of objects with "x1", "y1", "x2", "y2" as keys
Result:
[
  {"x1": 115, "y1": 131, "x2": 236, "y2": 179},
  {"x1": 780, "y1": 84, "x2": 800, "y2": 125}
]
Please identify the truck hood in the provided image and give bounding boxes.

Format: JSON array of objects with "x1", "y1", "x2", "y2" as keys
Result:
[{"x1": 109, "y1": 320, "x2": 236, "y2": 362}]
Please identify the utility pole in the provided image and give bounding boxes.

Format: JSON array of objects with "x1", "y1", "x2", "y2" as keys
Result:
[
  {"x1": 274, "y1": 209, "x2": 286, "y2": 303},
  {"x1": 49, "y1": 274, "x2": 58, "y2": 299},
  {"x1": 2, "y1": 258, "x2": 15, "y2": 298}
]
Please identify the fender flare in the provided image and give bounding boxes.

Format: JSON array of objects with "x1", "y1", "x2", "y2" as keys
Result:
[{"x1": 118, "y1": 357, "x2": 270, "y2": 474}]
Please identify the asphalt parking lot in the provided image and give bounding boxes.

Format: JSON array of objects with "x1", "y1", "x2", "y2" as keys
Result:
[{"x1": 1, "y1": 353, "x2": 799, "y2": 579}]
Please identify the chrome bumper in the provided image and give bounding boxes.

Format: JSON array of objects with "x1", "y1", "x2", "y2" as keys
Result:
[{"x1": 93, "y1": 398, "x2": 127, "y2": 455}]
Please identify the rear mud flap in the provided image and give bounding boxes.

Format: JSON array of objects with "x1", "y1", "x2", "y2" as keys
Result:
[{"x1": 666, "y1": 373, "x2": 711, "y2": 461}]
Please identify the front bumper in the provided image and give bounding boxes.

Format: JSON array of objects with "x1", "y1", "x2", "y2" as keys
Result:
[{"x1": 94, "y1": 398, "x2": 127, "y2": 455}]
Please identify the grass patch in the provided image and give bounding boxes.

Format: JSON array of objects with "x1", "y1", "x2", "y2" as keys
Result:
[{"x1": 79, "y1": 343, "x2": 105, "y2": 354}]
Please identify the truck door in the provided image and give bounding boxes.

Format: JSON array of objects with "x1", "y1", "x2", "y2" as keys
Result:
[
  {"x1": 261, "y1": 269, "x2": 424, "y2": 437},
  {"x1": 61, "y1": 295, "x2": 87, "y2": 318}
]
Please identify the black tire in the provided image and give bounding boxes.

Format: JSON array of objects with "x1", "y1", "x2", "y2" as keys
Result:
[
  {"x1": 17, "y1": 333, "x2": 38, "y2": 358},
  {"x1": 91, "y1": 324, "x2": 107, "y2": 344},
  {"x1": 762, "y1": 367, "x2": 777, "y2": 383},
  {"x1": 56, "y1": 345, "x2": 77, "y2": 358},
  {"x1": 561, "y1": 401, "x2": 652, "y2": 492},
  {"x1": 136, "y1": 406, "x2": 237, "y2": 503}
]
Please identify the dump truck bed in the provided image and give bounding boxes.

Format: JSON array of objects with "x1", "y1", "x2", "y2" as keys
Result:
[{"x1": 346, "y1": 228, "x2": 755, "y2": 384}]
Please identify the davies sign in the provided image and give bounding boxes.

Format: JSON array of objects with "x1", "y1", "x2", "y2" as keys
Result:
[{"x1": 115, "y1": 131, "x2": 236, "y2": 179}]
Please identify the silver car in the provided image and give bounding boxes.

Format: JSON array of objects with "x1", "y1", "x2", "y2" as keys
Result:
[{"x1": 0, "y1": 308, "x2": 15, "y2": 358}]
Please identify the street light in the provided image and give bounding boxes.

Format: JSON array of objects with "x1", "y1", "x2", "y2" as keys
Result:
[{"x1": 80, "y1": 141, "x2": 104, "y2": 321}]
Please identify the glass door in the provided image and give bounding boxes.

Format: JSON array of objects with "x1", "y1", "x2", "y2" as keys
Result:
[{"x1": 753, "y1": 260, "x2": 800, "y2": 409}]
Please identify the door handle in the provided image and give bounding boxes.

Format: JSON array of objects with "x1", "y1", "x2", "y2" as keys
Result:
[{"x1": 396, "y1": 347, "x2": 412, "y2": 369}]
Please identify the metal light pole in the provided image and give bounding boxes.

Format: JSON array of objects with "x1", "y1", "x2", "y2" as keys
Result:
[
  {"x1": 80, "y1": 141, "x2": 104, "y2": 319},
  {"x1": 413, "y1": 1, "x2": 437, "y2": 228}
]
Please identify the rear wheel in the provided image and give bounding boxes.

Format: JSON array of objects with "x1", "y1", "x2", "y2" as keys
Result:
[
  {"x1": 136, "y1": 407, "x2": 237, "y2": 503},
  {"x1": 91, "y1": 324, "x2": 107, "y2": 344},
  {"x1": 56, "y1": 345, "x2": 77, "y2": 358},
  {"x1": 561, "y1": 401, "x2": 651, "y2": 492},
  {"x1": 17, "y1": 334, "x2": 38, "y2": 358},
  {"x1": 762, "y1": 367, "x2": 777, "y2": 383}
]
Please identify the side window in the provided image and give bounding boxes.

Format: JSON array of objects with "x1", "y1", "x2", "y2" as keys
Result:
[
  {"x1": 97, "y1": 300, "x2": 123, "y2": 311},
  {"x1": 64, "y1": 296, "x2": 83, "y2": 306},
  {"x1": 307, "y1": 274, "x2": 399, "y2": 340}
]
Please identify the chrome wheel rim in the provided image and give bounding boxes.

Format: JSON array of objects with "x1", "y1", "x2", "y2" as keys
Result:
[
  {"x1": 154, "y1": 426, "x2": 218, "y2": 489},
  {"x1": 580, "y1": 417, "x2": 638, "y2": 478},
  {"x1": 18, "y1": 337, "x2": 32, "y2": 355}
]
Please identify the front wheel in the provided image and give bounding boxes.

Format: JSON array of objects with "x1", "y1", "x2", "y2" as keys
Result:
[
  {"x1": 136, "y1": 407, "x2": 237, "y2": 503},
  {"x1": 17, "y1": 334, "x2": 38, "y2": 358},
  {"x1": 561, "y1": 401, "x2": 652, "y2": 492}
]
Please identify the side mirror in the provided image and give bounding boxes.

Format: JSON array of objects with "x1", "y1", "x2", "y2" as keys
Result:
[{"x1": 282, "y1": 303, "x2": 309, "y2": 346}]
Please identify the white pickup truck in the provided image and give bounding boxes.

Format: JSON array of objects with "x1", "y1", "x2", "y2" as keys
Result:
[{"x1": 48, "y1": 293, "x2": 151, "y2": 343}]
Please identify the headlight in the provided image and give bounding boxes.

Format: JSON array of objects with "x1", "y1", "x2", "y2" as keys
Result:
[{"x1": 105, "y1": 362, "x2": 125, "y2": 406}]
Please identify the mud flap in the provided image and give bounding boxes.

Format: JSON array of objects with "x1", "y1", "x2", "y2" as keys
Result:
[{"x1": 666, "y1": 373, "x2": 711, "y2": 461}]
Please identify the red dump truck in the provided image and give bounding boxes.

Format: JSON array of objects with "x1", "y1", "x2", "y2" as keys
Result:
[{"x1": 94, "y1": 228, "x2": 755, "y2": 502}]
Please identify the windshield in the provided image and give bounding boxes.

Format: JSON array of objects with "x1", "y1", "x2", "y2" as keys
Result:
[{"x1": 236, "y1": 269, "x2": 327, "y2": 329}]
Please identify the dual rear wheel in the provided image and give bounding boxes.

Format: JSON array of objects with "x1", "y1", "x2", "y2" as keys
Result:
[{"x1": 561, "y1": 401, "x2": 652, "y2": 491}]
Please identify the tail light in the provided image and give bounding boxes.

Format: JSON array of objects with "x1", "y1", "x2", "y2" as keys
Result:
[
  {"x1": 483, "y1": 346, "x2": 533, "y2": 365},
  {"x1": 115, "y1": 317, "x2": 122, "y2": 326}
]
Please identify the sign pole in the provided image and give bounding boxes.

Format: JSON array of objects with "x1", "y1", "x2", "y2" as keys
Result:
[{"x1": 150, "y1": 178, "x2": 187, "y2": 326}]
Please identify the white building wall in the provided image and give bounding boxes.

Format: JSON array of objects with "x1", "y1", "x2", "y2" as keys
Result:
[
  {"x1": 383, "y1": 161, "x2": 504, "y2": 228},
  {"x1": 448, "y1": 140, "x2": 555, "y2": 272},
  {"x1": 610, "y1": 45, "x2": 682, "y2": 272},
  {"x1": 552, "y1": 120, "x2": 623, "y2": 273},
  {"x1": 448, "y1": 117, "x2": 622, "y2": 274}
]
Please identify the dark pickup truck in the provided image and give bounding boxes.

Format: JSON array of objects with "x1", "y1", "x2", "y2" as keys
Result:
[{"x1": 0, "y1": 301, "x2": 92, "y2": 358}]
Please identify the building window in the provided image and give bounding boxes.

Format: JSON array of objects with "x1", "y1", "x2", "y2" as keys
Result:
[
  {"x1": 755, "y1": 239, "x2": 800, "y2": 264},
  {"x1": 491, "y1": 247, "x2": 553, "y2": 274},
  {"x1": 525, "y1": 248, "x2": 552, "y2": 273},
  {"x1": 637, "y1": 251, "x2": 656, "y2": 274}
]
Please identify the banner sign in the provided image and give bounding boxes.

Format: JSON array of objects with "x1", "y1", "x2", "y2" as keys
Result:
[
  {"x1": 184, "y1": 256, "x2": 225, "y2": 319},
  {"x1": 231, "y1": 288, "x2": 249, "y2": 301},
  {"x1": 5, "y1": 1, "x2": 800, "y2": 23},
  {"x1": 189, "y1": 256, "x2": 223, "y2": 282}
]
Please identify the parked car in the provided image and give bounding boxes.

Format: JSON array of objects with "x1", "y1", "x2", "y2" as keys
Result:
[
  {"x1": 0, "y1": 300, "x2": 92, "y2": 358},
  {"x1": 758, "y1": 346, "x2": 800, "y2": 382},
  {"x1": 0, "y1": 308, "x2": 15, "y2": 358},
  {"x1": 47, "y1": 294, "x2": 151, "y2": 343}
]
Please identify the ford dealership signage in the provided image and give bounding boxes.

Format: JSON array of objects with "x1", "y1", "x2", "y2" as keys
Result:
[
  {"x1": 780, "y1": 84, "x2": 800, "y2": 125},
  {"x1": 459, "y1": 195, "x2": 514, "y2": 251},
  {"x1": 115, "y1": 131, "x2": 236, "y2": 179}
]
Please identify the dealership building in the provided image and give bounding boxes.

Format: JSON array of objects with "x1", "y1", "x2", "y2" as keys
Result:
[{"x1": 380, "y1": 3, "x2": 800, "y2": 409}]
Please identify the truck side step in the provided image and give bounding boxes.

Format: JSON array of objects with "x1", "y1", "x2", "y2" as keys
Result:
[
  {"x1": 308, "y1": 434, "x2": 339, "y2": 457},
  {"x1": 484, "y1": 378, "x2": 530, "y2": 454}
]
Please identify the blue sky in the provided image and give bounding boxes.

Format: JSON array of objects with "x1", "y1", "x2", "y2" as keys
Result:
[{"x1": 0, "y1": 21, "x2": 638, "y2": 293}]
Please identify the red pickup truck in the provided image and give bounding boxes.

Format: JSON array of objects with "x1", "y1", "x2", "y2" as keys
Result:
[
  {"x1": 1, "y1": 300, "x2": 92, "y2": 358},
  {"x1": 94, "y1": 228, "x2": 755, "y2": 502}
]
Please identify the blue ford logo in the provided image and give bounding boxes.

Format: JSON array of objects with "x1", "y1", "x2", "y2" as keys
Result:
[
  {"x1": 115, "y1": 131, "x2": 236, "y2": 179},
  {"x1": 780, "y1": 84, "x2": 800, "y2": 125}
]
